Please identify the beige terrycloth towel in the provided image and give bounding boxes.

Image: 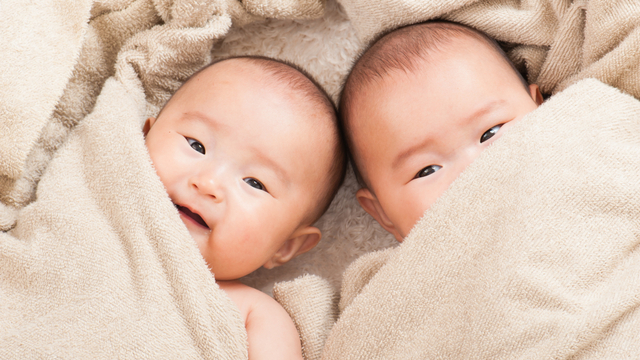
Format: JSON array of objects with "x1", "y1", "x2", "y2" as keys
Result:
[
  {"x1": 0, "y1": 77, "x2": 248, "y2": 358},
  {"x1": 336, "y1": 0, "x2": 640, "y2": 100},
  {"x1": 0, "y1": 0, "x2": 92, "y2": 204},
  {"x1": 322, "y1": 78, "x2": 640, "y2": 359},
  {"x1": 274, "y1": 275, "x2": 338, "y2": 360}
]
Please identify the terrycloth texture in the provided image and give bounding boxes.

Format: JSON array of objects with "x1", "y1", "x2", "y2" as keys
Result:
[
  {"x1": 0, "y1": 0, "x2": 92, "y2": 211},
  {"x1": 0, "y1": 203, "x2": 18, "y2": 232},
  {"x1": 0, "y1": 0, "x2": 92, "y2": 181},
  {"x1": 0, "y1": 78, "x2": 247, "y2": 358},
  {"x1": 322, "y1": 79, "x2": 640, "y2": 359},
  {"x1": 273, "y1": 275, "x2": 338, "y2": 360},
  {"x1": 336, "y1": 248, "x2": 395, "y2": 313},
  {"x1": 241, "y1": 0, "x2": 325, "y2": 19},
  {"x1": 336, "y1": 0, "x2": 640, "y2": 99}
]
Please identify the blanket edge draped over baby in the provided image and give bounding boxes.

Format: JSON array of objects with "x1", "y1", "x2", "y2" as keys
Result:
[
  {"x1": 0, "y1": 76, "x2": 249, "y2": 358},
  {"x1": 322, "y1": 78, "x2": 640, "y2": 359}
]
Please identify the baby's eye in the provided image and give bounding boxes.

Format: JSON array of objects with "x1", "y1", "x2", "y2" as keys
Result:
[
  {"x1": 414, "y1": 165, "x2": 442, "y2": 179},
  {"x1": 187, "y1": 138, "x2": 205, "y2": 154},
  {"x1": 244, "y1": 178, "x2": 267, "y2": 192},
  {"x1": 480, "y1": 124, "x2": 502, "y2": 143}
]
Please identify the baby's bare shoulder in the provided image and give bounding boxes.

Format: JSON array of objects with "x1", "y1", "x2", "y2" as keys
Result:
[
  {"x1": 217, "y1": 280, "x2": 302, "y2": 360},
  {"x1": 217, "y1": 281, "x2": 276, "y2": 318}
]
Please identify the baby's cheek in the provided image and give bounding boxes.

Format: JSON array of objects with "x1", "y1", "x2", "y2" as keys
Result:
[
  {"x1": 400, "y1": 195, "x2": 436, "y2": 236},
  {"x1": 216, "y1": 231, "x2": 267, "y2": 271},
  {"x1": 401, "y1": 209, "x2": 423, "y2": 238},
  {"x1": 187, "y1": 231, "x2": 214, "y2": 270},
  {"x1": 148, "y1": 151, "x2": 171, "y2": 184}
]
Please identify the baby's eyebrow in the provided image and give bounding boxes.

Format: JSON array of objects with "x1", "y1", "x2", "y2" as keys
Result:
[
  {"x1": 391, "y1": 100, "x2": 505, "y2": 171},
  {"x1": 462, "y1": 99, "x2": 504, "y2": 125},
  {"x1": 180, "y1": 111, "x2": 224, "y2": 129},
  {"x1": 253, "y1": 149, "x2": 290, "y2": 187},
  {"x1": 392, "y1": 137, "x2": 434, "y2": 171}
]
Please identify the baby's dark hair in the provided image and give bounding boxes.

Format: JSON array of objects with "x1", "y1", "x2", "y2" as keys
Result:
[
  {"x1": 339, "y1": 20, "x2": 529, "y2": 189},
  {"x1": 165, "y1": 55, "x2": 347, "y2": 224}
]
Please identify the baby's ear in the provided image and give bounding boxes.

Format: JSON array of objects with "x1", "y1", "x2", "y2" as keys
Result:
[
  {"x1": 263, "y1": 226, "x2": 321, "y2": 269},
  {"x1": 143, "y1": 117, "x2": 156, "y2": 137},
  {"x1": 529, "y1": 84, "x2": 544, "y2": 105},
  {"x1": 356, "y1": 188, "x2": 403, "y2": 242}
]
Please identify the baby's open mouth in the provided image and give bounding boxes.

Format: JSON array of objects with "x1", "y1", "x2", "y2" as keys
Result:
[{"x1": 175, "y1": 204, "x2": 210, "y2": 229}]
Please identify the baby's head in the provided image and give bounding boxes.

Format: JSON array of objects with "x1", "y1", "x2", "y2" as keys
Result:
[
  {"x1": 145, "y1": 57, "x2": 346, "y2": 280},
  {"x1": 340, "y1": 21, "x2": 543, "y2": 242}
]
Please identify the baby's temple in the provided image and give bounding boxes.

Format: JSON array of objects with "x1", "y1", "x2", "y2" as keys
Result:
[{"x1": 2, "y1": 0, "x2": 640, "y2": 359}]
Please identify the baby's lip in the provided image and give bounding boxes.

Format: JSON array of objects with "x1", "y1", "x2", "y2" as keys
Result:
[{"x1": 174, "y1": 203, "x2": 210, "y2": 230}]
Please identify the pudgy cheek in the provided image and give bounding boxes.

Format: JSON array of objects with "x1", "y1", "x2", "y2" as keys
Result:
[
  {"x1": 189, "y1": 229, "x2": 210, "y2": 253},
  {"x1": 208, "y1": 236, "x2": 265, "y2": 276},
  {"x1": 147, "y1": 150, "x2": 168, "y2": 179},
  {"x1": 210, "y1": 228, "x2": 252, "y2": 258},
  {"x1": 400, "y1": 197, "x2": 431, "y2": 235}
]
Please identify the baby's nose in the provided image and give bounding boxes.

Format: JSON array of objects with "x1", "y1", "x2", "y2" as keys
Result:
[{"x1": 190, "y1": 172, "x2": 224, "y2": 202}]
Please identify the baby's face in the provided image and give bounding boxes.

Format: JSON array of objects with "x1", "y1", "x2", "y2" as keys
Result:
[
  {"x1": 350, "y1": 37, "x2": 541, "y2": 241},
  {"x1": 145, "y1": 61, "x2": 330, "y2": 279}
]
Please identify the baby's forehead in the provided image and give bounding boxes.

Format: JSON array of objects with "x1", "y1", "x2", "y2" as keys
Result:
[
  {"x1": 204, "y1": 59, "x2": 332, "y2": 118},
  {"x1": 345, "y1": 23, "x2": 512, "y2": 99},
  {"x1": 181, "y1": 60, "x2": 338, "y2": 158},
  {"x1": 184, "y1": 59, "x2": 287, "y2": 98},
  {"x1": 376, "y1": 35, "x2": 499, "y2": 86}
]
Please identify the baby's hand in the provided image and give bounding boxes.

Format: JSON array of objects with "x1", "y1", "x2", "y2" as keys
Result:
[{"x1": 218, "y1": 280, "x2": 303, "y2": 360}]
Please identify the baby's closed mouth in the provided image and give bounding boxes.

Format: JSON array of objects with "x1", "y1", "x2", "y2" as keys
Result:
[{"x1": 175, "y1": 204, "x2": 210, "y2": 229}]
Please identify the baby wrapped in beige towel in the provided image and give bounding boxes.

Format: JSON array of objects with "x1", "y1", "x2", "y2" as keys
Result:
[
  {"x1": 340, "y1": 21, "x2": 544, "y2": 241},
  {"x1": 143, "y1": 56, "x2": 346, "y2": 359},
  {"x1": 0, "y1": 55, "x2": 346, "y2": 359},
  {"x1": 321, "y1": 20, "x2": 640, "y2": 359}
]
